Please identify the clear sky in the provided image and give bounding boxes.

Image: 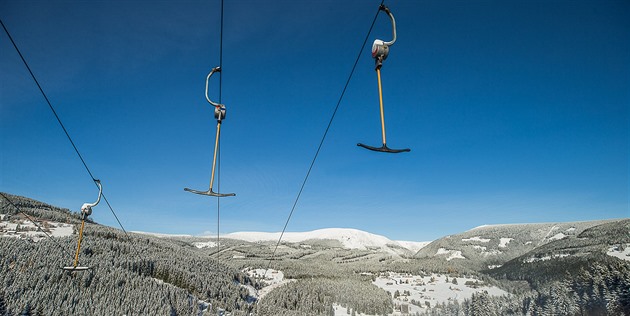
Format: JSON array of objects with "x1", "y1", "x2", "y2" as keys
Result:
[{"x1": 1, "y1": 0, "x2": 628, "y2": 242}]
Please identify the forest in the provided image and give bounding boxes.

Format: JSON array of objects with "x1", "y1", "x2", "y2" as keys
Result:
[
  {"x1": 1, "y1": 193, "x2": 629, "y2": 315},
  {"x1": 1, "y1": 193, "x2": 257, "y2": 315}
]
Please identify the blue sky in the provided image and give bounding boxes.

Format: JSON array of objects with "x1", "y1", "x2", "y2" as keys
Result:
[{"x1": 1, "y1": 0, "x2": 628, "y2": 242}]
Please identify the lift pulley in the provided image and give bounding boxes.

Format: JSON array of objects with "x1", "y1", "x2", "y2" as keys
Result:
[
  {"x1": 358, "y1": 4, "x2": 410, "y2": 154},
  {"x1": 63, "y1": 179, "x2": 102, "y2": 272},
  {"x1": 185, "y1": 67, "x2": 236, "y2": 197}
]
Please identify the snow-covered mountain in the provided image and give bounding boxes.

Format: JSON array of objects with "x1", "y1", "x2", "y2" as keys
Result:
[
  {"x1": 414, "y1": 219, "x2": 627, "y2": 271},
  {"x1": 223, "y1": 228, "x2": 430, "y2": 254}
]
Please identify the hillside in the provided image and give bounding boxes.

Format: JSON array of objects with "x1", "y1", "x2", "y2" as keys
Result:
[
  {"x1": 487, "y1": 219, "x2": 630, "y2": 284},
  {"x1": 0, "y1": 193, "x2": 256, "y2": 316},
  {"x1": 224, "y1": 228, "x2": 430, "y2": 255},
  {"x1": 2, "y1": 193, "x2": 629, "y2": 315},
  {"x1": 413, "y1": 220, "x2": 617, "y2": 271}
]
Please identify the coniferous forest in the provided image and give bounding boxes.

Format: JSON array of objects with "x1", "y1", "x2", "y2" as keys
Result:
[
  {"x1": 1, "y1": 193, "x2": 629, "y2": 315},
  {"x1": 1, "y1": 194, "x2": 256, "y2": 315}
]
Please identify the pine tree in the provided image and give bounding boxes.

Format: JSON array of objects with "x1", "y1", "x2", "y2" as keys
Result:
[
  {"x1": 0, "y1": 292, "x2": 7, "y2": 316},
  {"x1": 19, "y1": 304, "x2": 31, "y2": 316}
]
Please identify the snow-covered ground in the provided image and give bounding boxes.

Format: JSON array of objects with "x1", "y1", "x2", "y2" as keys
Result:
[
  {"x1": 131, "y1": 231, "x2": 193, "y2": 238},
  {"x1": 373, "y1": 272, "x2": 507, "y2": 315},
  {"x1": 243, "y1": 268, "x2": 295, "y2": 300},
  {"x1": 524, "y1": 253, "x2": 570, "y2": 263},
  {"x1": 225, "y1": 228, "x2": 431, "y2": 253},
  {"x1": 548, "y1": 233, "x2": 566, "y2": 241},
  {"x1": 396, "y1": 240, "x2": 431, "y2": 253},
  {"x1": 332, "y1": 304, "x2": 374, "y2": 316},
  {"x1": 192, "y1": 240, "x2": 217, "y2": 249},
  {"x1": 607, "y1": 245, "x2": 630, "y2": 262},
  {"x1": 0, "y1": 215, "x2": 74, "y2": 241},
  {"x1": 498, "y1": 238, "x2": 513, "y2": 248},
  {"x1": 435, "y1": 248, "x2": 465, "y2": 261},
  {"x1": 462, "y1": 236, "x2": 491, "y2": 243}
]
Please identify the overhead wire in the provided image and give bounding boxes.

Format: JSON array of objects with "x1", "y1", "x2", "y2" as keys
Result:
[
  {"x1": 0, "y1": 194, "x2": 100, "y2": 314},
  {"x1": 0, "y1": 192, "x2": 74, "y2": 259},
  {"x1": 0, "y1": 18, "x2": 147, "y2": 267},
  {"x1": 3, "y1": 19, "x2": 172, "y2": 313},
  {"x1": 216, "y1": 0, "x2": 225, "y2": 265},
  {"x1": 4, "y1": 0, "x2": 387, "y2": 302},
  {"x1": 1, "y1": 19, "x2": 128, "y2": 233},
  {"x1": 262, "y1": 0, "x2": 387, "y2": 274}
]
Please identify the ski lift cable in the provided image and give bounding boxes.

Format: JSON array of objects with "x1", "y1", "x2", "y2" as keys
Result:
[
  {"x1": 3, "y1": 191, "x2": 100, "y2": 316},
  {"x1": 183, "y1": 0, "x2": 230, "y2": 271},
  {"x1": 263, "y1": 0, "x2": 386, "y2": 274},
  {"x1": 0, "y1": 192, "x2": 75, "y2": 259},
  {"x1": 1, "y1": 19, "x2": 138, "y2": 256},
  {"x1": 217, "y1": 0, "x2": 225, "y2": 266}
]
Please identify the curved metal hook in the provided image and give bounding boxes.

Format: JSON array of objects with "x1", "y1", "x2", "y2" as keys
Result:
[
  {"x1": 379, "y1": 5, "x2": 396, "y2": 46},
  {"x1": 205, "y1": 67, "x2": 223, "y2": 108},
  {"x1": 372, "y1": 5, "x2": 397, "y2": 67},
  {"x1": 81, "y1": 179, "x2": 102, "y2": 216}
]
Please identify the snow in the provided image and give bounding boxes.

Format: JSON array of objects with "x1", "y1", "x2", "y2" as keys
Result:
[
  {"x1": 1, "y1": 222, "x2": 18, "y2": 231},
  {"x1": 50, "y1": 223, "x2": 74, "y2": 237},
  {"x1": 539, "y1": 225, "x2": 560, "y2": 246},
  {"x1": 1, "y1": 218, "x2": 73, "y2": 241},
  {"x1": 524, "y1": 253, "x2": 569, "y2": 263},
  {"x1": 243, "y1": 268, "x2": 294, "y2": 300},
  {"x1": 498, "y1": 238, "x2": 513, "y2": 248},
  {"x1": 192, "y1": 241, "x2": 217, "y2": 249},
  {"x1": 396, "y1": 240, "x2": 431, "y2": 253},
  {"x1": 548, "y1": 233, "x2": 566, "y2": 241},
  {"x1": 469, "y1": 245, "x2": 501, "y2": 256},
  {"x1": 435, "y1": 248, "x2": 449, "y2": 255},
  {"x1": 373, "y1": 272, "x2": 508, "y2": 315},
  {"x1": 462, "y1": 236, "x2": 491, "y2": 243},
  {"x1": 468, "y1": 223, "x2": 529, "y2": 231},
  {"x1": 470, "y1": 245, "x2": 501, "y2": 256},
  {"x1": 436, "y1": 248, "x2": 465, "y2": 261},
  {"x1": 332, "y1": 304, "x2": 374, "y2": 316},
  {"x1": 131, "y1": 231, "x2": 193, "y2": 238},
  {"x1": 566, "y1": 227, "x2": 576, "y2": 232},
  {"x1": 224, "y1": 228, "x2": 430, "y2": 253},
  {"x1": 482, "y1": 249, "x2": 501, "y2": 256},
  {"x1": 607, "y1": 245, "x2": 630, "y2": 262}
]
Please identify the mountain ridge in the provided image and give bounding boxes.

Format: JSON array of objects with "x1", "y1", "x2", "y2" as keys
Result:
[{"x1": 223, "y1": 228, "x2": 431, "y2": 253}]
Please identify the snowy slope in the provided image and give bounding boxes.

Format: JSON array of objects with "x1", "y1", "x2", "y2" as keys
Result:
[
  {"x1": 224, "y1": 228, "x2": 430, "y2": 253},
  {"x1": 132, "y1": 231, "x2": 193, "y2": 238},
  {"x1": 396, "y1": 240, "x2": 431, "y2": 253},
  {"x1": 1, "y1": 216, "x2": 74, "y2": 242}
]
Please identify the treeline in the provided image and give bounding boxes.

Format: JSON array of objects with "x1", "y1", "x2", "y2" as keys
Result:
[
  {"x1": 0, "y1": 193, "x2": 85, "y2": 224},
  {"x1": 0, "y1": 204, "x2": 258, "y2": 316},
  {"x1": 416, "y1": 259, "x2": 630, "y2": 315},
  {"x1": 255, "y1": 278, "x2": 392, "y2": 315}
]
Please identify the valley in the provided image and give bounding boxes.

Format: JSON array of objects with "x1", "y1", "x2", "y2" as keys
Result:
[{"x1": 1, "y1": 193, "x2": 629, "y2": 315}]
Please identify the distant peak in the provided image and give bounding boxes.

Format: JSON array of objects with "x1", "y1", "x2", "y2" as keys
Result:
[{"x1": 223, "y1": 228, "x2": 430, "y2": 253}]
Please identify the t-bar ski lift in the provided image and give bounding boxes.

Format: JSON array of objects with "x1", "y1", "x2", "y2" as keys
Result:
[
  {"x1": 185, "y1": 67, "x2": 236, "y2": 197},
  {"x1": 63, "y1": 179, "x2": 102, "y2": 271},
  {"x1": 357, "y1": 5, "x2": 410, "y2": 153}
]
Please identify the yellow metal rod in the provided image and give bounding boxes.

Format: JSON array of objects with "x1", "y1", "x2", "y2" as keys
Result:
[
  {"x1": 377, "y1": 68, "x2": 387, "y2": 145},
  {"x1": 209, "y1": 121, "x2": 222, "y2": 191},
  {"x1": 73, "y1": 219, "x2": 85, "y2": 268}
]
